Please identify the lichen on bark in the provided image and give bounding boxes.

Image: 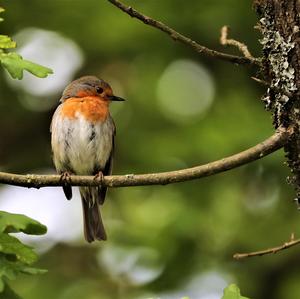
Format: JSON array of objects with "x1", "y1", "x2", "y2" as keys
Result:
[{"x1": 254, "y1": 0, "x2": 300, "y2": 200}]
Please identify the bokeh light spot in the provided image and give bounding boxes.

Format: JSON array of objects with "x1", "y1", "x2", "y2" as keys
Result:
[
  {"x1": 0, "y1": 177, "x2": 83, "y2": 252},
  {"x1": 6, "y1": 28, "x2": 84, "y2": 110},
  {"x1": 157, "y1": 59, "x2": 215, "y2": 123},
  {"x1": 99, "y1": 245, "x2": 163, "y2": 286}
]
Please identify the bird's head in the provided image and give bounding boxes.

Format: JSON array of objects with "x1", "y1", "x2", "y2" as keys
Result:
[{"x1": 61, "y1": 76, "x2": 125, "y2": 103}]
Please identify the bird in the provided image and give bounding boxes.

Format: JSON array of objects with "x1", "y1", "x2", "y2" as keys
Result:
[{"x1": 50, "y1": 76, "x2": 125, "y2": 242}]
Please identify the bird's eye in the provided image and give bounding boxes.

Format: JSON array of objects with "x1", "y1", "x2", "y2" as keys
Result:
[{"x1": 96, "y1": 87, "x2": 104, "y2": 94}]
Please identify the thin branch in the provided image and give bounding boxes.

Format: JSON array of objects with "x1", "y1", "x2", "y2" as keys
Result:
[
  {"x1": 234, "y1": 233, "x2": 300, "y2": 259},
  {"x1": 251, "y1": 76, "x2": 270, "y2": 87},
  {"x1": 107, "y1": 0, "x2": 261, "y2": 66},
  {"x1": 0, "y1": 127, "x2": 292, "y2": 189},
  {"x1": 220, "y1": 26, "x2": 257, "y2": 62}
]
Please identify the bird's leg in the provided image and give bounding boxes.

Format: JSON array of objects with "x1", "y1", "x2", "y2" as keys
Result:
[{"x1": 94, "y1": 171, "x2": 104, "y2": 186}]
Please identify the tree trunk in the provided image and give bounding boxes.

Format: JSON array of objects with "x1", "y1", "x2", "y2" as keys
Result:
[{"x1": 254, "y1": 0, "x2": 300, "y2": 199}]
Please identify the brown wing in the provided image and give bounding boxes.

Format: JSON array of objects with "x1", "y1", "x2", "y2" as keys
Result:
[{"x1": 97, "y1": 121, "x2": 115, "y2": 205}]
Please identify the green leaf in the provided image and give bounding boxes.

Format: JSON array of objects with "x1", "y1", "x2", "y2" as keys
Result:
[
  {"x1": 0, "y1": 254, "x2": 46, "y2": 293},
  {"x1": 0, "y1": 8, "x2": 5, "y2": 24},
  {"x1": 0, "y1": 233, "x2": 37, "y2": 264},
  {"x1": 0, "y1": 283, "x2": 22, "y2": 299},
  {"x1": 0, "y1": 255, "x2": 18, "y2": 287},
  {"x1": 0, "y1": 35, "x2": 16, "y2": 49},
  {"x1": 20, "y1": 266, "x2": 47, "y2": 275},
  {"x1": 0, "y1": 211, "x2": 47, "y2": 235},
  {"x1": 0, "y1": 212, "x2": 47, "y2": 293},
  {"x1": 222, "y1": 284, "x2": 250, "y2": 299},
  {"x1": 0, "y1": 52, "x2": 53, "y2": 79}
]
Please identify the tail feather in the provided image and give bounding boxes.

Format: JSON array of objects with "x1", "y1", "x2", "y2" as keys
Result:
[
  {"x1": 98, "y1": 186, "x2": 107, "y2": 205},
  {"x1": 80, "y1": 187, "x2": 107, "y2": 242}
]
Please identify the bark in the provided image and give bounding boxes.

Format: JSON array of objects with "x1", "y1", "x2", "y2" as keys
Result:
[{"x1": 254, "y1": 0, "x2": 300, "y2": 199}]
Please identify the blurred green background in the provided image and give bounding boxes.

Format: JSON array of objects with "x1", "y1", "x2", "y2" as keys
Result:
[{"x1": 0, "y1": 1, "x2": 299, "y2": 298}]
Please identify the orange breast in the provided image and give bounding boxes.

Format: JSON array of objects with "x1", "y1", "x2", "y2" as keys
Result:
[{"x1": 61, "y1": 96, "x2": 109, "y2": 123}]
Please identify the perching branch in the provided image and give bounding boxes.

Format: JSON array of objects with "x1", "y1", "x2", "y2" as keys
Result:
[
  {"x1": 107, "y1": 0, "x2": 261, "y2": 66},
  {"x1": 0, "y1": 127, "x2": 292, "y2": 189},
  {"x1": 234, "y1": 233, "x2": 300, "y2": 259}
]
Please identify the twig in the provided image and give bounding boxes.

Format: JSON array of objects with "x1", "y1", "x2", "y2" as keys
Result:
[
  {"x1": 234, "y1": 233, "x2": 300, "y2": 259},
  {"x1": 0, "y1": 127, "x2": 292, "y2": 189},
  {"x1": 220, "y1": 26, "x2": 256, "y2": 62},
  {"x1": 251, "y1": 76, "x2": 270, "y2": 87},
  {"x1": 107, "y1": 0, "x2": 261, "y2": 66}
]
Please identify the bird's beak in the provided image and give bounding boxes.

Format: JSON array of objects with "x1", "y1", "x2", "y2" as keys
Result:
[{"x1": 108, "y1": 95, "x2": 125, "y2": 101}]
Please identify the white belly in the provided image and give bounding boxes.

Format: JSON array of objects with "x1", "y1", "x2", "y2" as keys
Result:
[{"x1": 51, "y1": 107, "x2": 114, "y2": 175}]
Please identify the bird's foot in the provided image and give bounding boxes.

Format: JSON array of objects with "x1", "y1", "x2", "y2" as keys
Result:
[
  {"x1": 60, "y1": 172, "x2": 72, "y2": 184},
  {"x1": 94, "y1": 171, "x2": 104, "y2": 185}
]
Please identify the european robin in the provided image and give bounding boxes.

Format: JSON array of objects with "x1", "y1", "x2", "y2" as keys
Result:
[{"x1": 50, "y1": 76, "x2": 125, "y2": 242}]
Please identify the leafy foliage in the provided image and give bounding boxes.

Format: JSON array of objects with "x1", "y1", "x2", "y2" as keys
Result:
[
  {"x1": 0, "y1": 35, "x2": 16, "y2": 49},
  {"x1": 0, "y1": 8, "x2": 53, "y2": 79},
  {"x1": 0, "y1": 7, "x2": 5, "y2": 22},
  {"x1": 0, "y1": 283, "x2": 21, "y2": 299},
  {"x1": 0, "y1": 52, "x2": 53, "y2": 79},
  {"x1": 0, "y1": 211, "x2": 47, "y2": 298},
  {"x1": 0, "y1": 210, "x2": 47, "y2": 235},
  {"x1": 0, "y1": 6, "x2": 50, "y2": 299},
  {"x1": 221, "y1": 284, "x2": 250, "y2": 299}
]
